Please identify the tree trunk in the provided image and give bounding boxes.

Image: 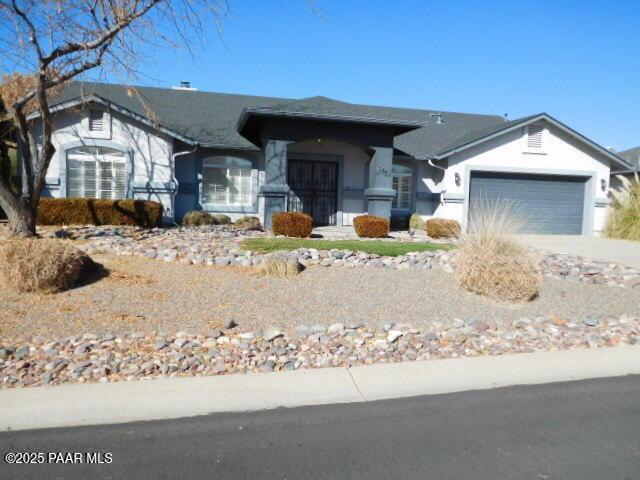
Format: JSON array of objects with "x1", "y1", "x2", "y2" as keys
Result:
[{"x1": 0, "y1": 193, "x2": 36, "y2": 237}]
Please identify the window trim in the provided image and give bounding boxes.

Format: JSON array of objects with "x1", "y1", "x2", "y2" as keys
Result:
[
  {"x1": 59, "y1": 141, "x2": 133, "y2": 199},
  {"x1": 391, "y1": 163, "x2": 413, "y2": 210},
  {"x1": 66, "y1": 146, "x2": 127, "y2": 200},
  {"x1": 199, "y1": 154, "x2": 259, "y2": 214}
]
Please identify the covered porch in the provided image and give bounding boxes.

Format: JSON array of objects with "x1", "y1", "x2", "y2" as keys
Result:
[{"x1": 237, "y1": 106, "x2": 425, "y2": 228}]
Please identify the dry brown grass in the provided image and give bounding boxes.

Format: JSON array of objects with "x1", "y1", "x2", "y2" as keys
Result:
[
  {"x1": 456, "y1": 200, "x2": 540, "y2": 303},
  {"x1": 257, "y1": 251, "x2": 303, "y2": 277},
  {"x1": 425, "y1": 218, "x2": 461, "y2": 238},
  {"x1": 235, "y1": 216, "x2": 262, "y2": 231},
  {"x1": 0, "y1": 238, "x2": 95, "y2": 293},
  {"x1": 606, "y1": 173, "x2": 640, "y2": 241}
]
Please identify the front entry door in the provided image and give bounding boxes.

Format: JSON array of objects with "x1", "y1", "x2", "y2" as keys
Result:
[{"x1": 287, "y1": 159, "x2": 338, "y2": 226}]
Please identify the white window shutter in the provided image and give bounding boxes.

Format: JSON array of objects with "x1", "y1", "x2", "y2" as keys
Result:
[{"x1": 527, "y1": 124, "x2": 544, "y2": 148}]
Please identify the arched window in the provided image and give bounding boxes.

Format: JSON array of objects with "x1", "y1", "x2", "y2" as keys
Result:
[
  {"x1": 67, "y1": 146, "x2": 127, "y2": 199},
  {"x1": 202, "y1": 156, "x2": 253, "y2": 206},
  {"x1": 392, "y1": 164, "x2": 412, "y2": 209}
]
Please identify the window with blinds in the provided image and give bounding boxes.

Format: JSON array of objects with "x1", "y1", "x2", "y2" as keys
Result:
[
  {"x1": 202, "y1": 156, "x2": 252, "y2": 206},
  {"x1": 67, "y1": 146, "x2": 126, "y2": 199},
  {"x1": 527, "y1": 124, "x2": 544, "y2": 148},
  {"x1": 89, "y1": 110, "x2": 104, "y2": 131},
  {"x1": 391, "y1": 164, "x2": 413, "y2": 209}
]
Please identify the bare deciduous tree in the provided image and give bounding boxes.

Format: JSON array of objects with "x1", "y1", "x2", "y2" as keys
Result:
[{"x1": 0, "y1": 0, "x2": 228, "y2": 236}]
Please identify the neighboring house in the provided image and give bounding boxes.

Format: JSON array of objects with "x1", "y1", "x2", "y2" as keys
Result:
[
  {"x1": 611, "y1": 146, "x2": 640, "y2": 189},
  {"x1": 27, "y1": 81, "x2": 633, "y2": 235}
]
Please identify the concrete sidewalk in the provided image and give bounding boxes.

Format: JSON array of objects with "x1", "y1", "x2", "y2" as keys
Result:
[
  {"x1": 1, "y1": 346, "x2": 639, "y2": 431},
  {"x1": 518, "y1": 234, "x2": 640, "y2": 269}
]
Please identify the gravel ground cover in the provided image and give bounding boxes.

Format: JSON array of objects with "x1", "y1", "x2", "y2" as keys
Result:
[
  {"x1": 2, "y1": 254, "x2": 640, "y2": 339},
  {"x1": 1, "y1": 314, "x2": 637, "y2": 388}
]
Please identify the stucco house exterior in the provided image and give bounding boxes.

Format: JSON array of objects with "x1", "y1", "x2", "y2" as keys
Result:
[{"x1": 30, "y1": 81, "x2": 633, "y2": 234}]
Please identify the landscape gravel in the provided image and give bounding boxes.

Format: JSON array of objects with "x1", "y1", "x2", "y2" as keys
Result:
[
  {"x1": 2, "y1": 255, "x2": 640, "y2": 339},
  {"x1": 43, "y1": 225, "x2": 640, "y2": 288},
  {"x1": 1, "y1": 315, "x2": 638, "y2": 388}
]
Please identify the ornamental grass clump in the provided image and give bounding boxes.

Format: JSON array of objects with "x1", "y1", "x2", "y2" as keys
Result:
[
  {"x1": 606, "y1": 173, "x2": 640, "y2": 241},
  {"x1": 353, "y1": 215, "x2": 390, "y2": 238},
  {"x1": 235, "y1": 216, "x2": 262, "y2": 231},
  {"x1": 0, "y1": 239, "x2": 96, "y2": 293},
  {"x1": 409, "y1": 213, "x2": 426, "y2": 231},
  {"x1": 425, "y1": 218, "x2": 461, "y2": 238},
  {"x1": 257, "y1": 251, "x2": 303, "y2": 277},
  {"x1": 271, "y1": 212, "x2": 313, "y2": 238},
  {"x1": 456, "y1": 200, "x2": 540, "y2": 303},
  {"x1": 182, "y1": 210, "x2": 216, "y2": 226}
]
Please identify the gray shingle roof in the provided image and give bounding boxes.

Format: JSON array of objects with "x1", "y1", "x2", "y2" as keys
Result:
[
  {"x1": 617, "y1": 146, "x2": 640, "y2": 171},
  {"x1": 51, "y1": 82, "x2": 504, "y2": 157}
]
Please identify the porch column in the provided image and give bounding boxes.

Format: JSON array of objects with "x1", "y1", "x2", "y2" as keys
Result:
[
  {"x1": 260, "y1": 138, "x2": 293, "y2": 229},
  {"x1": 365, "y1": 146, "x2": 395, "y2": 220}
]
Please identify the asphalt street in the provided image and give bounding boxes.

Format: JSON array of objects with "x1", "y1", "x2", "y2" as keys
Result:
[{"x1": 2, "y1": 375, "x2": 640, "y2": 479}]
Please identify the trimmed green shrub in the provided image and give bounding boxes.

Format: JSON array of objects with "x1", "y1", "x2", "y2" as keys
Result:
[
  {"x1": 271, "y1": 212, "x2": 313, "y2": 238},
  {"x1": 409, "y1": 213, "x2": 425, "y2": 230},
  {"x1": 235, "y1": 215, "x2": 261, "y2": 231},
  {"x1": 37, "y1": 198, "x2": 163, "y2": 227},
  {"x1": 353, "y1": 215, "x2": 390, "y2": 238},
  {"x1": 426, "y1": 218, "x2": 461, "y2": 238}
]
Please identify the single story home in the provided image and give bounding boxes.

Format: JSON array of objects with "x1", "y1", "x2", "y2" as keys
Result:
[
  {"x1": 29, "y1": 81, "x2": 634, "y2": 234},
  {"x1": 611, "y1": 146, "x2": 640, "y2": 189}
]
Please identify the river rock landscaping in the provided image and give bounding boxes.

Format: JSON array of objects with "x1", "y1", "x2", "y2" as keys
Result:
[
  {"x1": 36, "y1": 225, "x2": 640, "y2": 287},
  {"x1": 1, "y1": 314, "x2": 638, "y2": 388}
]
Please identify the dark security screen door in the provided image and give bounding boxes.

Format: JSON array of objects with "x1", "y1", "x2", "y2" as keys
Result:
[
  {"x1": 288, "y1": 159, "x2": 338, "y2": 226},
  {"x1": 469, "y1": 171, "x2": 586, "y2": 234}
]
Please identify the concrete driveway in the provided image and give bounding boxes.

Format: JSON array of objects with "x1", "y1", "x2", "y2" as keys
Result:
[{"x1": 518, "y1": 235, "x2": 640, "y2": 269}]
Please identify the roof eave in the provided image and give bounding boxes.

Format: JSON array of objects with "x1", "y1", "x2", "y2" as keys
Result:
[
  {"x1": 237, "y1": 108, "x2": 426, "y2": 132},
  {"x1": 434, "y1": 113, "x2": 634, "y2": 170},
  {"x1": 28, "y1": 94, "x2": 198, "y2": 146}
]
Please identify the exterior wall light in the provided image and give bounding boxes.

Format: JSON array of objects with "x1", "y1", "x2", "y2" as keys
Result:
[
  {"x1": 317, "y1": 138, "x2": 325, "y2": 149},
  {"x1": 601, "y1": 178, "x2": 607, "y2": 192},
  {"x1": 454, "y1": 172, "x2": 461, "y2": 187}
]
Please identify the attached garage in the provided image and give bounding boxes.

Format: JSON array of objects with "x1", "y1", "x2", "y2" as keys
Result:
[{"x1": 468, "y1": 171, "x2": 588, "y2": 234}]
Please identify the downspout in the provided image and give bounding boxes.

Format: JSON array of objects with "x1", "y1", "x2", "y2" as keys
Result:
[{"x1": 171, "y1": 143, "x2": 198, "y2": 223}]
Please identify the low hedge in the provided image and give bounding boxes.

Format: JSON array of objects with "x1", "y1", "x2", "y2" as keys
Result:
[
  {"x1": 353, "y1": 215, "x2": 390, "y2": 238},
  {"x1": 409, "y1": 213, "x2": 426, "y2": 230},
  {"x1": 271, "y1": 212, "x2": 313, "y2": 237},
  {"x1": 37, "y1": 198, "x2": 163, "y2": 227},
  {"x1": 425, "y1": 218, "x2": 461, "y2": 238}
]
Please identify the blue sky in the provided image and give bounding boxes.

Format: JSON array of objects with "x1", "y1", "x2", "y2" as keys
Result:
[{"x1": 100, "y1": 1, "x2": 639, "y2": 150}]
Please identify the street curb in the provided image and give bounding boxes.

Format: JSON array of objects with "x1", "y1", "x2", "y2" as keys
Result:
[{"x1": 1, "y1": 346, "x2": 639, "y2": 431}]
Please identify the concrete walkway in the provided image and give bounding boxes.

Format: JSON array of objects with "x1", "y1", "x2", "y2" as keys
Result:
[
  {"x1": 1, "y1": 346, "x2": 639, "y2": 431},
  {"x1": 518, "y1": 234, "x2": 640, "y2": 269}
]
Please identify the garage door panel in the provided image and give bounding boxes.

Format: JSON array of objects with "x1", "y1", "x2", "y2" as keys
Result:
[{"x1": 469, "y1": 172, "x2": 586, "y2": 235}]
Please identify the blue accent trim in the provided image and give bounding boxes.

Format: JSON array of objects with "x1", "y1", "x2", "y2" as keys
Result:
[
  {"x1": 416, "y1": 192, "x2": 439, "y2": 201},
  {"x1": 131, "y1": 181, "x2": 176, "y2": 193},
  {"x1": 58, "y1": 139, "x2": 134, "y2": 198}
]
